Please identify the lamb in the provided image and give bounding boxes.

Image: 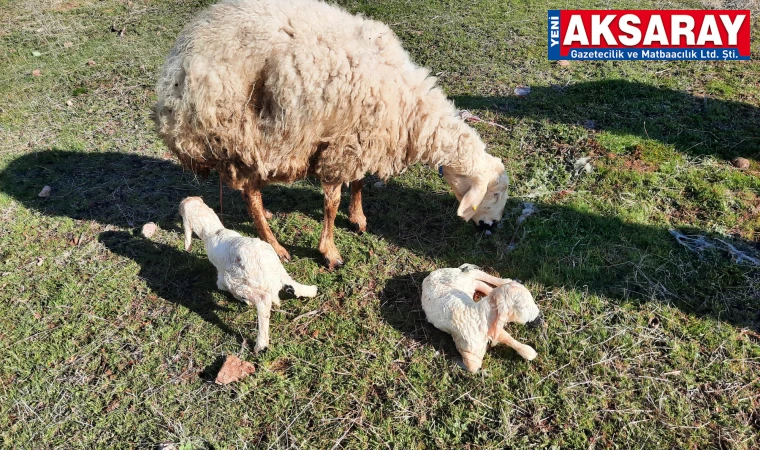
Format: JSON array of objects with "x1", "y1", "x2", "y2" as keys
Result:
[
  {"x1": 154, "y1": 0, "x2": 509, "y2": 270},
  {"x1": 179, "y1": 196, "x2": 318, "y2": 352},
  {"x1": 421, "y1": 264, "x2": 542, "y2": 373}
]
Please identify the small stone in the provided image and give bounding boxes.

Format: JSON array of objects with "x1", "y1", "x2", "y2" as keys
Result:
[
  {"x1": 731, "y1": 157, "x2": 750, "y2": 169},
  {"x1": 63, "y1": 41, "x2": 73, "y2": 48},
  {"x1": 66, "y1": 99, "x2": 73, "y2": 106},
  {"x1": 38, "y1": 186, "x2": 51, "y2": 197},
  {"x1": 373, "y1": 181, "x2": 385, "y2": 189},
  {"x1": 215, "y1": 355, "x2": 256, "y2": 385},
  {"x1": 87, "y1": 60, "x2": 96, "y2": 66},
  {"x1": 558, "y1": 60, "x2": 570, "y2": 67},
  {"x1": 32, "y1": 69, "x2": 41, "y2": 77},
  {"x1": 514, "y1": 86, "x2": 531, "y2": 97},
  {"x1": 141, "y1": 222, "x2": 158, "y2": 238}
]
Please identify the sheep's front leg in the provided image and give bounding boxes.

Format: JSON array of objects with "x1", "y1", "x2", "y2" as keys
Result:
[
  {"x1": 348, "y1": 179, "x2": 367, "y2": 233},
  {"x1": 319, "y1": 181, "x2": 343, "y2": 270},
  {"x1": 242, "y1": 184, "x2": 291, "y2": 261},
  {"x1": 495, "y1": 329, "x2": 537, "y2": 361}
]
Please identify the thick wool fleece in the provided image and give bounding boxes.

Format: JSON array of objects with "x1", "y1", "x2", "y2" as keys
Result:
[{"x1": 155, "y1": 0, "x2": 500, "y2": 191}]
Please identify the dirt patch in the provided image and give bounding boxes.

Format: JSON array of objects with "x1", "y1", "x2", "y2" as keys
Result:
[{"x1": 53, "y1": 1, "x2": 81, "y2": 12}]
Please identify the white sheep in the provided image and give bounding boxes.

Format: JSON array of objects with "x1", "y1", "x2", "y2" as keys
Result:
[
  {"x1": 179, "y1": 196, "x2": 317, "y2": 352},
  {"x1": 421, "y1": 264, "x2": 542, "y2": 372},
  {"x1": 155, "y1": 0, "x2": 509, "y2": 270}
]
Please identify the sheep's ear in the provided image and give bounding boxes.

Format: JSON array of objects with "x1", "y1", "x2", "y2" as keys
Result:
[
  {"x1": 182, "y1": 215, "x2": 193, "y2": 251},
  {"x1": 457, "y1": 182, "x2": 487, "y2": 221}
]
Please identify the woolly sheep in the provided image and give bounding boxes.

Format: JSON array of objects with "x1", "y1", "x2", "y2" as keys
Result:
[
  {"x1": 421, "y1": 264, "x2": 542, "y2": 372},
  {"x1": 179, "y1": 196, "x2": 317, "y2": 352},
  {"x1": 155, "y1": 0, "x2": 509, "y2": 270}
]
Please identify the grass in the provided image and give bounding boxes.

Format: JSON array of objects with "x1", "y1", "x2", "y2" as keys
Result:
[{"x1": 1, "y1": 0, "x2": 759, "y2": 448}]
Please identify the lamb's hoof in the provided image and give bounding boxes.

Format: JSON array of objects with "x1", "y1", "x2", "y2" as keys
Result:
[
  {"x1": 520, "y1": 346, "x2": 538, "y2": 361},
  {"x1": 254, "y1": 344, "x2": 268, "y2": 354},
  {"x1": 324, "y1": 257, "x2": 344, "y2": 271},
  {"x1": 283, "y1": 284, "x2": 296, "y2": 296},
  {"x1": 264, "y1": 209, "x2": 274, "y2": 220}
]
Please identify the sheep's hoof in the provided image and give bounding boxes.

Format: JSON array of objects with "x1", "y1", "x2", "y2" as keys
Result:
[
  {"x1": 324, "y1": 257, "x2": 344, "y2": 271},
  {"x1": 254, "y1": 344, "x2": 268, "y2": 354},
  {"x1": 264, "y1": 209, "x2": 274, "y2": 220},
  {"x1": 350, "y1": 219, "x2": 367, "y2": 234},
  {"x1": 274, "y1": 245, "x2": 291, "y2": 262}
]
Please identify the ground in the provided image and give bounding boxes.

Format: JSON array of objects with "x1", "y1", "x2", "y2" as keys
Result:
[{"x1": 1, "y1": 0, "x2": 759, "y2": 448}]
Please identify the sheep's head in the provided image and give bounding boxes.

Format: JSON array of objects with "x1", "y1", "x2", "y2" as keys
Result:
[
  {"x1": 443, "y1": 153, "x2": 509, "y2": 232},
  {"x1": 491, "y1": 281, "x2": 541, "y2": 327}
]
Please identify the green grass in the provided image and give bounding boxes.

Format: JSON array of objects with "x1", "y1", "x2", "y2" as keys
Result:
[{"x1": 1, "y1": 0, "x2": 759, "y2": 448}]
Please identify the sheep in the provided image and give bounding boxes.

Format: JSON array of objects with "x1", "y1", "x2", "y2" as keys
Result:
[
  {"x1": 179, "y1": 196, "x2": 317, "y2": 352},
  {"x1": 155, "y1": 0, "x2": 509, "y2": 270},
  {"x1": 421, "y1": 264, "x2": 542, "y2": 373}
]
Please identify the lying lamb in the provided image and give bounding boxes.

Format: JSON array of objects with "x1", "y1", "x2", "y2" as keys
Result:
[
  {"x1": 179, "y1": 196, "x2": 317, "y2": 352},
  {"x1": 155, "y1": 0, "x2": 509, "y2": 270},
  {"x1": 421, "y1": 265, "x2": 542, "y2": 372}
]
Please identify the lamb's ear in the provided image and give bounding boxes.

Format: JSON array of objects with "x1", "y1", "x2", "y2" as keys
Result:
[
  {"x1": 182, "y1": 215, "x2": 193, "y2": 251},
  {"x1": 456, "y1": 182, "x2": 487, "y2": 221}
]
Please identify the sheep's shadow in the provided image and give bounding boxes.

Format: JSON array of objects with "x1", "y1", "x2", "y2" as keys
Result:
[
  {"x1": 2, "y1": 149, "x2": 758, "y2": 337},
  {"x1": 97, "y1": 230, "x2": 252, "y2": 344},
  {"x1": 453, "y1": 79, "x2": 760, "y2": 161}
]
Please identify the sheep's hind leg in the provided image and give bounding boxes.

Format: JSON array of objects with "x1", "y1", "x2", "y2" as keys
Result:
[
  {"x1": 242, "y1": 183, "x2": 291, "y2": 261},
  {"x1": 348, "y1": 179, "x2": 367, "y2": 233},
  {"x1": 494, "y1": 329, "x2": 537, "y2": 361},
  {"x1": 319, "y1": 181, "x2": 343, "y2": 270}
]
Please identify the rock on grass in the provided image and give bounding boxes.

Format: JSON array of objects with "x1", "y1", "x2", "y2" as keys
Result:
[{"x1": 215, "y1": 355, "x2": 256, "y2": 385}]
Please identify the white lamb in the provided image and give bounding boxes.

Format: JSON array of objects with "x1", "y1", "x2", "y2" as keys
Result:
[
  {"x1": 179, "y1": 196, "x2": 317, "y2": 352},
  {"x1": 421, "y1": 264, "x2": 542, "y2": 373}
]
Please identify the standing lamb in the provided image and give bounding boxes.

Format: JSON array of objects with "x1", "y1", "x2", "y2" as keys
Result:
[
  {"x1": 180, "y1": 196, "x2": 318, "y2": 352},
  {"x1": 155, "y1": 0, "x2": 509, "y2": 270},
  {"x1": 421, "y1": 264, "x2": 542, "y2": 372}
]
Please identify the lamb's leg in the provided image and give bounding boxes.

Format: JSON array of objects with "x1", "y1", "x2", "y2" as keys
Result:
[
  {"x1": 242, "y1": 184, "x2": 290, "y2": 261},
  {"x1": 348, "y1": 179, "x2": 367, "y2": 233},
  {"x1": 458, "y1": 348, "x2": 486, "y2": 373},
  {"x1": 494, "y1": 329, "x2": 537, "y2": 361},
  {"x1": 319, "y1": 181, "x2": 343, "y2": 270},
  {"x1": 471, "y1": 270, "x2": 512, "y2": 287},
  {"x1": 254, "y1": 295, "x2": 273, "y2": 353},
  {"x1": 473, "y1": 280, "x2": 494, "y2": 296}
]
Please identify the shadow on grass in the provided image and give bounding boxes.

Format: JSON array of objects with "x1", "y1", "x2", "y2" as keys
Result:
[
  {"x1": 453, "y1": 79, "x2": 760, "y2": 161},
  {"x1": 2, "y1": 149, "x2": 758, "y2": 340},
  {"x1": 97, "y1": 230, "x2": 252, "y2": 345}
]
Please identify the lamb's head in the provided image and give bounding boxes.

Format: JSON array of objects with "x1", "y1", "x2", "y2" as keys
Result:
[
  {"x1": 491, "y1": 281, "x2": 542, "y2": 327},
  {"x1": 179, "y1": 196, "x2": 223, "y2": 251},
  {"x1": 443, "y1": 152, "x2": 509, "y2": 233}
]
